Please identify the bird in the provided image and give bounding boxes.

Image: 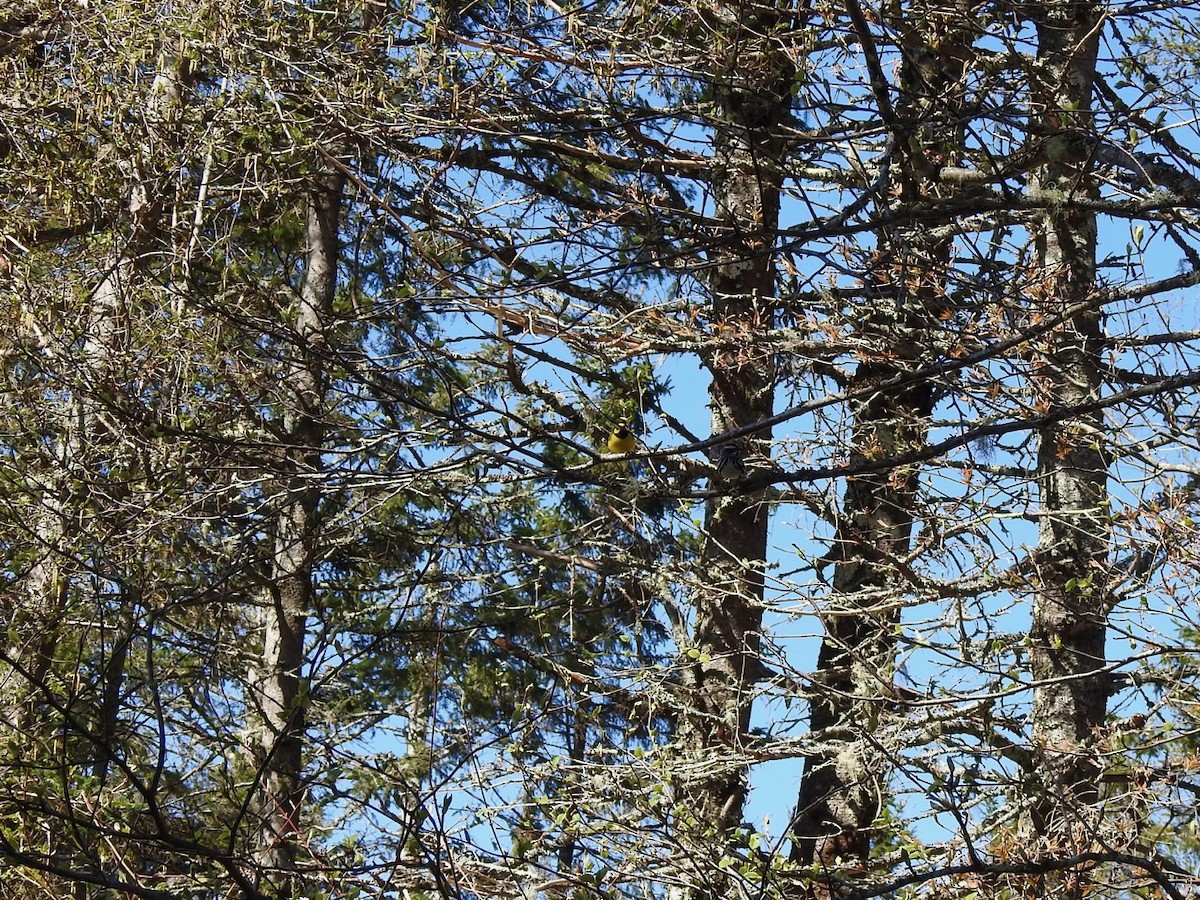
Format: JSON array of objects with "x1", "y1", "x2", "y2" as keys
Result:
[
  {"x1": 715, "y1": 443, "x2": 746, "y2": 481},
  {"x1": 607, "y1": 421, "x2": 636, "y2": 454}
]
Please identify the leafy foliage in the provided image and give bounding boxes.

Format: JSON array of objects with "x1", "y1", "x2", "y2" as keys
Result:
[{"x1": 6, "y1": 1, "x2": 1200, "y2": 900}]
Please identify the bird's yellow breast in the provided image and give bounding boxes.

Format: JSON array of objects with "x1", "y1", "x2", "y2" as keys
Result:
[{"x1": 608, "y1": 424, "x2": 636, "y2": 454}]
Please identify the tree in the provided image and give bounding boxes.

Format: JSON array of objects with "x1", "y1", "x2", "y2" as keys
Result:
[
  {"x1": 1024, "y1": 0, "x2": 1109, "y2": 866},
  {"x1": 790, "y1": 0, "x2": 969, "y2": 881},
  {"x1": 7, "y1": 1, "x2": 1200, "y2": 900}
]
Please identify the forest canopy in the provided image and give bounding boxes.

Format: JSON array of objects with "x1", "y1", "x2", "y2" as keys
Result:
[{"x1": 5, "y1": 1, "x2": 1200, "y2": 899}]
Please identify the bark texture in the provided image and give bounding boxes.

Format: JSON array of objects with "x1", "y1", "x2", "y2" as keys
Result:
[
  {"x1": 674, "y1": 0, "x2": 795, "y2": 890},
  {"x1": 3, "y1": 56, "x2": 190, "y2": 731},
  {"x1": 252, "y1": 168, "x2": 344, "y2": 898},
  {"x1": 1025, "y1": 0, "x2": 1109, "y2": 865},
  {"x1": 791, "y1": 1, "x2": 970, "y2": 884}
]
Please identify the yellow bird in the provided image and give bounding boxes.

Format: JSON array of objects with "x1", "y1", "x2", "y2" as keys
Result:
[{"x1": 607, "y1": 421, "x2": 636, "y2": 454}]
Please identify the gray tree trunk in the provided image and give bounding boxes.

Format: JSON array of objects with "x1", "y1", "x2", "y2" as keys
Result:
[
  {"x1": 251, "y1": 167, "x2": 344, "y2": 899},
  {"x1": 1024, "y1": 0, "x2": 1109, "y2": 869},
  {"x1": 790, "y1": 3, "x2": 971, "y2": 886},
  {"x1": 3, "y1": 55, "x2": 189, "y2": 737},
  {"x1": 672, "y1": 4, "x2": 795, "y2": 897}
]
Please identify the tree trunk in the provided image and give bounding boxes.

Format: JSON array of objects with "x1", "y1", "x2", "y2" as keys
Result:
[
  {"x1": 1024, "y1": 0, "x2": 1108, "y2": 875},
  {"x1": 672, "y1": 2, "x2": 794, "y2": 896},
  {"x1": 2, "y1": 57, "x2": 188, "y2": 736},
  {"x1": 791, "y1": 2, "x2": 970, "y2": 887},
  {"x1": 251, "y1": 167, "x2": 344, "y2": 899}
]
